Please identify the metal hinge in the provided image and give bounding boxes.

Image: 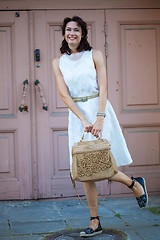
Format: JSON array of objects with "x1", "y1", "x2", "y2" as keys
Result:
[{"x1": 104, "y1": 21, "x2": 108, "y2": 57}]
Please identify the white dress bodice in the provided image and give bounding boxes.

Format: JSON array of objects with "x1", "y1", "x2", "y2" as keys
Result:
[{"x1": 59, "y1": 50, "x2": 99, "y2": 98}]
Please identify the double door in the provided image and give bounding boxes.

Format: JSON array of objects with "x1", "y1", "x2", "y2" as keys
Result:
[
  {"x1": 0, "y1": 9, "x2": 159, "y2": 199},
  {"x1": 0, "y1": 10, "x2": 106, "y2": 199}
]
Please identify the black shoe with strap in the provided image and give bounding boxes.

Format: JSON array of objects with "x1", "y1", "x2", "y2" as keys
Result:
[
  {"x1": 80, "y1": 216, "x2": 102, "y2": 237},
  {"x1": 128, "y1": 176, "x2": 148, "y2": 209}
]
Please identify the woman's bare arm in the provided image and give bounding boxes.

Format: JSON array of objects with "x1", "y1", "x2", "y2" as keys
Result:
[
  {"x1": 91, "y1": 50, "x2": 107, "y2": 138},
  {"x1": 52, "y1": 58, "x2": 93, "y2": 132}
]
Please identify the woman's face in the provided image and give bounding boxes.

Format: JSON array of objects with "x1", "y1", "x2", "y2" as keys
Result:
[{"x1": 65, "y1": 21, "x2": 82, "y2": 49}]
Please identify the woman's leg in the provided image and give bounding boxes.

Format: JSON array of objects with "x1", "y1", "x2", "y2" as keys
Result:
[
  {"x1": 83, "y1": 181, "x2": 99, "y2": 230},
  {"x1": 109, "y1": 170, "x2": 145, "y2": 197},
  {"x1": 82, "y1": 171, "x2": 145, "y2": 231}
]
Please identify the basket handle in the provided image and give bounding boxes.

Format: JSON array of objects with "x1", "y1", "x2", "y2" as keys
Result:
[{"x1": 80, "y1": 130, "x2": 100, "y2": 142}]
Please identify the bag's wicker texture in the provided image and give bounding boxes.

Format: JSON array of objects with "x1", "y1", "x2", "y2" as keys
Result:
[{"x1": 72, "y1": 138, "x2": 118, "y2": 182}]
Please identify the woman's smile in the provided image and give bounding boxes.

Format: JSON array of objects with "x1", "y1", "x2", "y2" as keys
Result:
[{"x1": 68, "y1": 36, "x2": 77, "y2": 40}]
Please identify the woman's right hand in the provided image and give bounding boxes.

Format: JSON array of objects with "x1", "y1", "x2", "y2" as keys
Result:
[{"x1": 81, "y1": 118, "x2": 93, "y2": 133}]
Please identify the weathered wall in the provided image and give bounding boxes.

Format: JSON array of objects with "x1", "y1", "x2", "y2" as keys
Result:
[{"x1": 0, "y1": 0, "x2": 160, "y2": 10}]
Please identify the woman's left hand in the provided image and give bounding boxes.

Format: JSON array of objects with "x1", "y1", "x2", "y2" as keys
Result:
[{"x1": 91, "y1": 117, "x2": 104, "y2": 138}]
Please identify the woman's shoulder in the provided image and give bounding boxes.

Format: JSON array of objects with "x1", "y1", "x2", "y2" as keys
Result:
[
  {"x1": 52, "y1": 57, "x2": 60, "y2": 63},
  {"x1": 52, "y1": 53, "x2": 66, "y2": 64},
  {"x1": 92, "y1": 50, "x2": 104, "y2": 64},
  {"x1": 52, "y1": 58, "x2": 61, "y2": 73},
  {"x1": 52, "y1": 57, "x2": 59, "y2": 67},
  {"x1": 92, "y1": 49, "x2": 103, "y2": 58}
]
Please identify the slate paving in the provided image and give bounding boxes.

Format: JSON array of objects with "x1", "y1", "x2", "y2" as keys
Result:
[{"x1": 0, "y1": 195, "x2": 159, "y2": 240}]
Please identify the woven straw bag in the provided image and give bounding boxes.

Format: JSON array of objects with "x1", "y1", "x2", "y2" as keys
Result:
[{"x1": 71, "y1": 132, "x2": 118, "y2": 182}]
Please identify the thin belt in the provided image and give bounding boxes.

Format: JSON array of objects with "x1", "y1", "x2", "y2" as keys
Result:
[{"x1": 72, "y1": 93, "x2": 99, "y2": 102}]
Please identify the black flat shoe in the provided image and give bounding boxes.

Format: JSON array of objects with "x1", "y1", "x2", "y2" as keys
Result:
[
  {"x1": 128, "y1": 176, "x2": 148, "y2": 209},
  {"x1": 80, "y1": 216, "x2": 102, "y2": 237}
]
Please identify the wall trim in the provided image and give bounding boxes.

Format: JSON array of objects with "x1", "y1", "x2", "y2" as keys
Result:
[{"x1": 0, "y1": 0, "x2": 160, "y2": 11}]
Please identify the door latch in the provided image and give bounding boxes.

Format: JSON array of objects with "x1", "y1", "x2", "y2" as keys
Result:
[{"x1": 35, "y1": 49, "x2": 40, "y2": 62}]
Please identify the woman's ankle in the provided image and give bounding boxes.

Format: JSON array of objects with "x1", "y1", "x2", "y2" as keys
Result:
[
  {"x1": 89, "y1": 218, "x2": 99, "y2": 230},
  {"x1": 132, "y1": 181, "x2": 144, "y2": 197}
]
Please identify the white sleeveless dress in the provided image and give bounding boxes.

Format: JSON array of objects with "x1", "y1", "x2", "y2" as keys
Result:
[{"x1": 59, "y1": 50, "x2": 132, "y2": 169}]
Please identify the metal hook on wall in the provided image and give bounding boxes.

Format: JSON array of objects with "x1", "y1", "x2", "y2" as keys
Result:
[
  {"x1": 19, "y1": 79, "x2": 29, "y2": 112},
  {"x1": 35, "y1": 80, "x2": 48, "y2": 111}
]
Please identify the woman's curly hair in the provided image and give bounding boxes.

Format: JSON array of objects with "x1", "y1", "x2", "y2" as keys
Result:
[{"x1": 60, "y1": 16, "x2": 92, "y2": 55}]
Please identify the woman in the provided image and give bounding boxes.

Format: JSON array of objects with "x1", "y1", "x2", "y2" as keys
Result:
[{"x1": 52, "y1": 16, "x2": 148, "y2": 237}]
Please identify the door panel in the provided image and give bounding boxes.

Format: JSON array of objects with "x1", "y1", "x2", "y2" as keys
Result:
[
  {"x1": 0, "y1": 26, "x2": 13, "y2": 114},
  {"x1": 121, "y1": 25, "x2": 159, "y2": 109},
  {"x1": 0, "y1": 12, "x2": 32, "y2": 199},
  {"x1": 34, "y1": 10, "x2": 106, "y2": 198},
  {"x1": 106, "y1": 9, "x2": 160, "y2": 195}
]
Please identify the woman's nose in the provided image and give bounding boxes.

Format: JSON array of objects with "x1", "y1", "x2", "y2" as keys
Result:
[{"x1": 70, "y1": 29, "x2": 76, "y2": 34}]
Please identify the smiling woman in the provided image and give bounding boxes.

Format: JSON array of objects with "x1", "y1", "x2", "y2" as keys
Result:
[{"x1": 52, "y1": 15, "x2": 148, "y2": 237}]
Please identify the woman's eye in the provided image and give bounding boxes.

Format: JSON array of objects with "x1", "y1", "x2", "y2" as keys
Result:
[{"x1": 66, "y1": 28, "x2": 80, "y2": 32}]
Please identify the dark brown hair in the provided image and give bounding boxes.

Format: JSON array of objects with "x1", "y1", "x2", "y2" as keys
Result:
[{"x1": 60, "y1": 16, "x2": 92, "y2": 54}]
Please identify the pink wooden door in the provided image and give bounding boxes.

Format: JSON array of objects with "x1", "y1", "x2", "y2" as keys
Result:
[
  {"x1": 0, "y1": 11, "x2": 32, "y2": 199},
  {"x1": 106, "y1": 9, "x2": 160, "y2": 196},
  {"x1": 33, "y1": 10, "x2": 106, "y2": 198}
]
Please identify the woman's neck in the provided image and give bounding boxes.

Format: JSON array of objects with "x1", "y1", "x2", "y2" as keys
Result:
[
  {"x1": 68, "y1": 44, "x2": 79, "y2": 54},
  {"x1": 70, "y1": 49, "x2": 78, "y2": 54}
]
